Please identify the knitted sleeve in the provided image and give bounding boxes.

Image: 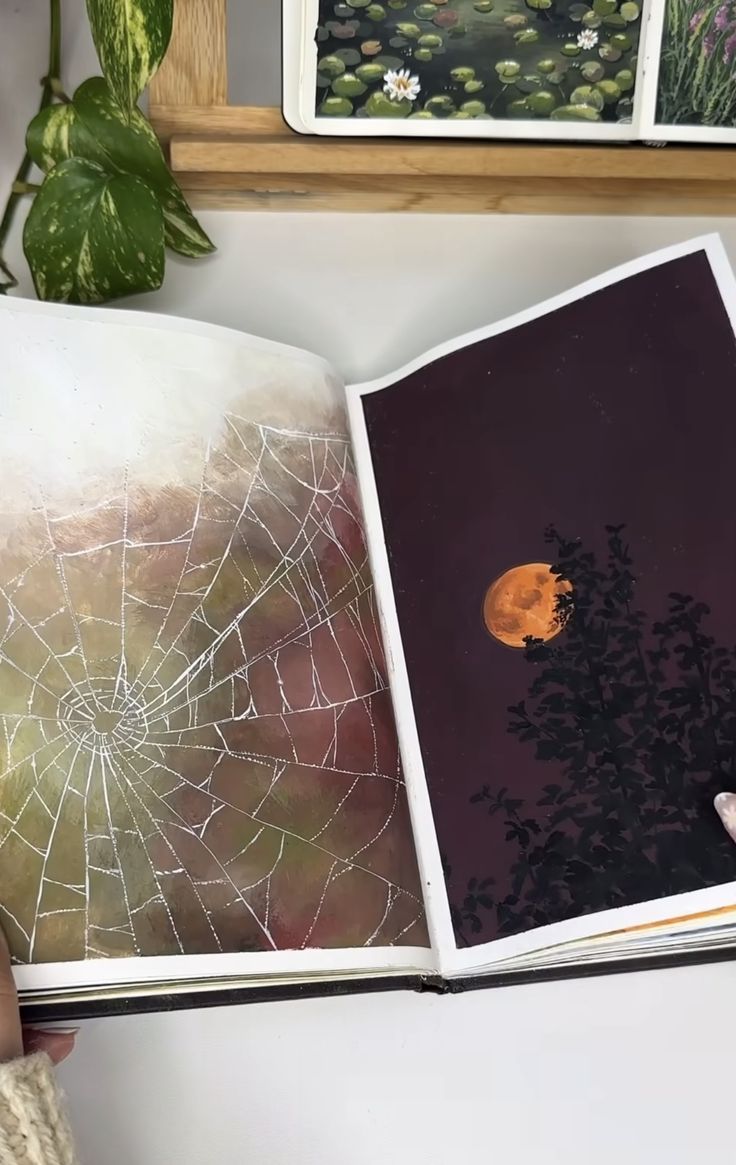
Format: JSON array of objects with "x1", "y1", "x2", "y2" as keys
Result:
[{"x1": 0, "y1": 1054, "x2": 77, "y2": 1165}]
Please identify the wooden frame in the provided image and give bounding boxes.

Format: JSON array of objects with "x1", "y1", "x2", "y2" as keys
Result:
[{"x1": 149, "y1": 0, "x2": 736, "y2": 215}]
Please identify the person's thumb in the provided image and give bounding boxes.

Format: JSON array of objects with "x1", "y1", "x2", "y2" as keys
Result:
[
  {"x1": 715, "y1": 792, "x2": 736, "y2": 845},
  {"x1": 0, "y1": 925, "x2": 22, "y2": 1061}
]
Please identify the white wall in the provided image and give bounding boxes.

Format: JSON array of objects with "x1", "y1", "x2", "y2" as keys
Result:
[
  {"x1": 2, "y1": 3, "x2": 736, "y2": 1162},
  {"x1": 228, "y1": 0, "x2": 282, "y2": 105},
  {"x1": 54, "y1": 966, "x2": 735, "y2": 1165}
]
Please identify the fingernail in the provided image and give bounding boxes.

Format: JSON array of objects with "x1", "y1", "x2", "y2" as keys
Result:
[
  {"x1": 22, "y1": 1028, "x2": 78, "y2": 1065},
  {"x1": 714, "y1": 792, "x2": 736, "y2": 843}
]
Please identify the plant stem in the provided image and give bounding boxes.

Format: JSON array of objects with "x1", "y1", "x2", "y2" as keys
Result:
[
  {"x1": 0, "y1": 0, "x2": 62, "y2": 294},
  {"x1": 48, "y1": 0, "x2": 62, "y2": 85}
]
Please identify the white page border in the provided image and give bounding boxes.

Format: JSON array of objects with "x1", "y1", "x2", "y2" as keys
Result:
[
  {"x1": 2, "y1": 293, "x2": 335, "y2": 380},
  {"x1": 15, "y1": 945, "x2": 433, "y2": 995},
  {"x1": 283, "y1": 0, "x2": 311, "y2": 134},
  {"x1": 346, "y1": 233, "x2": 736, "y2": 976},
  {"x1": 347, "y1": 395, "x2": 458, "y2": 972}
]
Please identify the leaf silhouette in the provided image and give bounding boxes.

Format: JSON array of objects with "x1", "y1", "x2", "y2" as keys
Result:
[{"x1": 453, "y1": 523, "x2": 736, "y2": 945}]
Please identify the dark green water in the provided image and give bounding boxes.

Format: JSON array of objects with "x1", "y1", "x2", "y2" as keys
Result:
[{"x1": 315, "y1": 0, "x2": 641, "y2": 124}]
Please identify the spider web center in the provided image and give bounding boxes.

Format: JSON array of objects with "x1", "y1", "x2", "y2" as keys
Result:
[{"x1": 92, "y1": 709, "x2": 123, "y2": 734}]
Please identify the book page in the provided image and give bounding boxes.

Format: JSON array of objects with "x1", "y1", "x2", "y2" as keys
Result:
[
  {"x1": 286, "y1": 0, "x2": 644, "y2": 140},
  {"x1": 347, "y1": 235, "x2": 736, "y2": 977},
  {"x1": 0, "y1": 299, "x2": 431, "y2": 997}
]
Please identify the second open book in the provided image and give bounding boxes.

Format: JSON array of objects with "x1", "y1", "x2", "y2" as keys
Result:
[
  {"x1": 284, "y1": 0, "x2": 736, "y2": 142},
  {"x1": 5, "y1": 235, "x2": 736, "y2": 1017}
]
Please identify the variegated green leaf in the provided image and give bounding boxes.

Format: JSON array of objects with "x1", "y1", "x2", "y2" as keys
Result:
[
  {"x1": 27, "y1": 78, "x2": 214, "y2": 258},
  {"x1": 86, "y1": 0, "x2": 173, "y2": 112},
  {"x1": 26, "y1": 103, "x2": 77, "y2": 173},
  {"x1": 23, "y1": 158, "x2": 164, "y2": 304}
]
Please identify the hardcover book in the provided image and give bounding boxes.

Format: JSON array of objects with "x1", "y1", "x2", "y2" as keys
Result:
[{"x1": 4, "y1": 235, "x2": 736, "y2": 1018}]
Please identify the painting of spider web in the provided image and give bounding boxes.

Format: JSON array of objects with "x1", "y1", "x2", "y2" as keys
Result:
[{"x1": 0, "y1": 312, "x2": 426, "y2": 964}]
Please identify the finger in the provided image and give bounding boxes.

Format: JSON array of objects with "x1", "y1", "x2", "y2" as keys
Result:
[
  {"x1": 0, "y1": 925, "x2": 22, "y2": 1062},
  {"x1": 22, "y1": 1028, "x2": 77, "y2": 1065},
  {"x1": 715, "y1": 792, "x2": 736, "y2": 844}
]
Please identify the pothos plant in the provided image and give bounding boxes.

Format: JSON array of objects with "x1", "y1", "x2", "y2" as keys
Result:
[{"x1": 0, "y1": 0, "x2": 214, "y2": 304}]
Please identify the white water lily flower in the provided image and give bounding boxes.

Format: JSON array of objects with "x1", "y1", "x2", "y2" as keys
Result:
[
  {"x1": 577, "y1": 28, "x2": 599, "y2": 49},
  {"x1": 383, "y1": 68, "x2": 421, "y2": 102}
]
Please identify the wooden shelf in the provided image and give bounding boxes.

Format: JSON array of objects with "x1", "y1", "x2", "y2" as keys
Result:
[
  {"x1": 147, "y1": 0, "x2": 736, "y2": 216},
  {"x1": 150, "y1": 107, "x2": 736, "y2": 214}
]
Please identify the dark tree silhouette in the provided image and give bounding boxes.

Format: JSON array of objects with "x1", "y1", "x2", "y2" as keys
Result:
[{"x1": 457, "y1": 524, "x2": 736, "y2": 943}]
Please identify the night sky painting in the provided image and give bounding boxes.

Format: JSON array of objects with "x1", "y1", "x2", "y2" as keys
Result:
[{"x1": 361, "y1": 248, "x2": 736, "y2": 948}]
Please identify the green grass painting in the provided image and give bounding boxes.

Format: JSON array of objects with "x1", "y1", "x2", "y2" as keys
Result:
[{"x1": 657, "y1": 0, "x2": 736, "y2": 126}]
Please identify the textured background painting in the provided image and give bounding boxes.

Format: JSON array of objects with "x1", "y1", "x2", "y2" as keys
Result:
[
  {"x1": 0, "y1": 310, "x2": 426, "y2": 963},
  {"x1": 362, "y1": 250, "x2": 736, "y2": 948}
]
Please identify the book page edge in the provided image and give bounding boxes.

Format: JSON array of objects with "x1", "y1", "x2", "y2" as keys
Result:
[{"x1": 16, "y1": 944, "x2": 434, "y2": 995}]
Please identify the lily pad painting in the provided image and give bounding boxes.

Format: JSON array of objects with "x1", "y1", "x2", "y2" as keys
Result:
[
  {"x1": 0, "y1": 307, "x2": 427, "y2": 964},
  {"x1": 315, "y1": 0, "x2": 641, "y2": 124}
]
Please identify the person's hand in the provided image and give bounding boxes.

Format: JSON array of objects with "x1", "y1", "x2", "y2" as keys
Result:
[
  {"x1": 0, "y1": 925, "x2": 75, "y2": 1064},
  {"x1": 715, "y1": 792, "x2": 736, "y2": 845},
  {"x1": 0, "y1": 926, "x2": 22, "y2": 1063},
  {"x1": 21, "y1": 1026, "x2": 76, "y2": 1063}
]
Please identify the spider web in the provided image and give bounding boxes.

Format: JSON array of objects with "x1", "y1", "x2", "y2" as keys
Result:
[{"x1": 0, "y1": 409, "x2": 426, "y2": 963}]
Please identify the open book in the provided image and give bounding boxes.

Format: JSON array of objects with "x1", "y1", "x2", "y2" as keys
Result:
[
  {"x1": 5, "y1": 235, "x2": 736, "y2": 1020},
  {"x1": 283, "y1": 0, "x2": 736, "y2": 142}
]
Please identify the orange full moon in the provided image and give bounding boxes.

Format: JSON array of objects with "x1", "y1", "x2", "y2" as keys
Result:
[{"x1": 483, "y1": 563, "x2": 571, "y2": 649}]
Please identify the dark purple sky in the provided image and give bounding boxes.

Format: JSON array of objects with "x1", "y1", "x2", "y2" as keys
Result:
[{"x1": 362, "y1": 250, "x2": 736, "y2": 944}]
